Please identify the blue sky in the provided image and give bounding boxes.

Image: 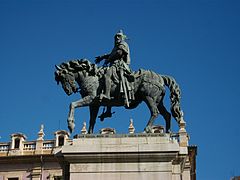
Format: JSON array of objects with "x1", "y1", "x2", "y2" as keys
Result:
[{"x1": 0, "y1": 0, "x2": 240, "y2": 179}]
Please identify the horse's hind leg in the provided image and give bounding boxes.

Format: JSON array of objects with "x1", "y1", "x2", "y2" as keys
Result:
[
  {"x1": 158, "y1": 102, "x2": 171, "y2": 133},
  {"x1": 144, "y1": 96, "x2": 159, "y2": 133},
  {"x1": 88, "y1": 105, "x2": 100, "y2": 134}
]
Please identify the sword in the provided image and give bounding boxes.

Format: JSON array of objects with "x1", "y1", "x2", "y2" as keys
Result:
[{"x1": 120, "y1": 67, "x2": 129, "y2": 107}]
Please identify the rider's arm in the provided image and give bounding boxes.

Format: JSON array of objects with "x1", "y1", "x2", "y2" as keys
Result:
[{"x1": 95, "y1": 54, "x2": 110, "y2": 64}]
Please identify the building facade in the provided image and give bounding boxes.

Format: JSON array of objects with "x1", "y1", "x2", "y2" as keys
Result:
[{"x1": 0, "y1": 124, "x2": 197, "y2": 180}]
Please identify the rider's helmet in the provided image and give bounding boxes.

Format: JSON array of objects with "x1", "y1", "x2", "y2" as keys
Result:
[{"x1": 114, "y1": 30, "x2": 128, "y2": 44}]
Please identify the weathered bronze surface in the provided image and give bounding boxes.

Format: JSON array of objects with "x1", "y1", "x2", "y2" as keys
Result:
[{"x1": 55, "y1": 31, "x2": 183, "y2": 134}]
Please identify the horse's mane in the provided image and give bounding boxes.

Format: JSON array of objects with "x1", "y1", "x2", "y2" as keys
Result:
[{"x1": 57, "y1": 59, "x2": 103, "y2": 76}]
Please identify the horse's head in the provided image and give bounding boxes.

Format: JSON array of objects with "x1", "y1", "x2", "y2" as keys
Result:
[
  {"x1": 55, "y1": 59, "x2": 99, "y2": 96},
  {"x1": 55, "y1": 66, "x2": 78, "y2": 96}
]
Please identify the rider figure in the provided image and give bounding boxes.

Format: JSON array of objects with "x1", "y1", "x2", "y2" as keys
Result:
[{"x1": 95, "y1": 30, "x2": 132, "y2": 101}]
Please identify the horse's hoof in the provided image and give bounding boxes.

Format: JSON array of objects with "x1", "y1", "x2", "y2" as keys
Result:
[
  {"x1": 166, "y1": 129, "x2": 171, "y2": 134},
  {"x1": 144, "y1": 127, "x2": 150, "y2": 133},
  {"x1": 144, "y1": 126, "x2": 152, "y2": 133}
]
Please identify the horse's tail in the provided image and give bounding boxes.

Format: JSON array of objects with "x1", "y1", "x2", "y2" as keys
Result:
[{"x1": 162, "y1": 75, "x2": 182, "y2": 123}]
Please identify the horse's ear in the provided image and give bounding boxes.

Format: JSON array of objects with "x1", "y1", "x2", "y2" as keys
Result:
[{"x1": 55, "y1": 65, "x2": 62, "y2": 71}]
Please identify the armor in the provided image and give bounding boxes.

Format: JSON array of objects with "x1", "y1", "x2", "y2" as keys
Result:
[{"x1": 95, "y1": 30, "x2": 134, "y2": 106}]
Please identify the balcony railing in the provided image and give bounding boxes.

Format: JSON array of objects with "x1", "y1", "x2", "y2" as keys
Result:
[
  {"x1": 43, "y1": 141, "x2": 54, "y2": 149},
  {"x1": 0, "y1": 140, "x2": 55, "y2": 153},
  {"x1": 23, "y1": 142, "x2": 36, "y2": 150},
  {"x1": 0, "y1": 143, "x2": 9, "y2": 152}
]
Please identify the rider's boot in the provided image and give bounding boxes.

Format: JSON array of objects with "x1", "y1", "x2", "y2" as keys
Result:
[
  {"x1": 98, "y1": 106, "x2": 115, "y2": 121},
  {"x1": 100, "y1": 76, "x2": 111, "y2": 100}
]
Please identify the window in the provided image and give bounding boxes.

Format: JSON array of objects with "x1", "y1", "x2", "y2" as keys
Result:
[
  {"x1": 14, "y1": 138, "x2": 20, "y2": 149},
  {"x1": 8, "y1": 178, "x2": 19, "y2": 180},
  {"x1": 58, "y1": 136, "x2": 64, "y2": 146}
]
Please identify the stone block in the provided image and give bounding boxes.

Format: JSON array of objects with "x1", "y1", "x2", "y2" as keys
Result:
[{"x1": 59, "y1": 133, "x2": 190, "y2": 180}]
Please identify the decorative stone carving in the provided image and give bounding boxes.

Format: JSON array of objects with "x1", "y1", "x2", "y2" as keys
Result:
[
  {"x1": 37, "y1": 124, "x2": 45, "y2": 141},
  {"x1": 151, "y1": 125, "x2": 164, "y2": 134},
  {"x1": 99, "y1": 128, "x2": 116, "y2": 135},
  {"x1": 36, "y1": 124, "x2": 45, "y2": 154},
  {"x1": 80, "y1": 122, "x2": 87, "y2": 134},
  {"x1": 128, "y1": 118, "x2": 135, "y2": 134},
  {"x1": 178, "y1": 112, "x2": 189, "y2": 147}
]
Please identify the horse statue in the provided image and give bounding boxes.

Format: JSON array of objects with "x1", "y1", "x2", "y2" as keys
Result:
[{"x1": 54, "y1": 59, "x2": 184, "y2": 134}]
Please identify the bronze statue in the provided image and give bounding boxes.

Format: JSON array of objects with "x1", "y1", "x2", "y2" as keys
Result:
[
  {"x1": 55, "y1": 58, "x2": 183, "y2": 134},
  {"x1": 55, "y1": 30, "x2": 184, "y2": 134}
]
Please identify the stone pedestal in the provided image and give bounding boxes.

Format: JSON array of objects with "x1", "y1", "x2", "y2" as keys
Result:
[{"x1": 57, "y1": 133, "x2": 191, "y2": 180}]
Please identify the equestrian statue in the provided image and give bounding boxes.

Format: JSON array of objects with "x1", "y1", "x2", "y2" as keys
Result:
[{"x1": 54, "y1": 30, "x2": 184, "y2": 134}]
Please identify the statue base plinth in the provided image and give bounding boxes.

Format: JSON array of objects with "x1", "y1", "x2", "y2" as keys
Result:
[{"x1": 57, "y1": 133, "x2": 191, "y2": 180}]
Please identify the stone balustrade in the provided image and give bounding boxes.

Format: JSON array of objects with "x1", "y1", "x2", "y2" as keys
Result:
[
  {"x1": 43, "y1": 141, "x2": 55, "y2": 149},
  {"x1": 23, "y1": 142, "x2": 36, "y2": 150},
  {"x1": 0, "y1": 125, "x2": 71, "y2": 157},
  {"x1": 0, "y1": 121, "x2": 189, "y2": 157},
  {"x1": 0, "y1": 143, "x2": 9, "y2": 152}
]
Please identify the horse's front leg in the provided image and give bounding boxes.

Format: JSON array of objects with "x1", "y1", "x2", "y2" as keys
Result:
[{"x1": 68, "y1": 95, "x2": 94, "y2": 133}]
